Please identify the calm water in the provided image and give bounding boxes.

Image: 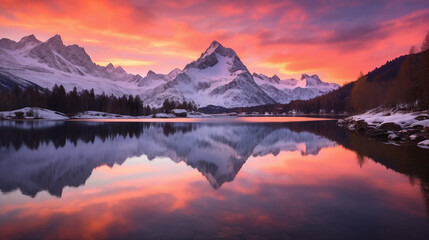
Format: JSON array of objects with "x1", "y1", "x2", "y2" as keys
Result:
[{"x1": 0, "y1": 118, "x2": 428, "y2": 240}]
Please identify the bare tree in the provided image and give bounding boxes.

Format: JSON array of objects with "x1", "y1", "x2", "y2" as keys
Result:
[
  {"x1": 409, "y1": 45, "x2": 417, "y2": 54},
  {"x1": 421, "y1": 31, "x2": 429, "y2": 52}
]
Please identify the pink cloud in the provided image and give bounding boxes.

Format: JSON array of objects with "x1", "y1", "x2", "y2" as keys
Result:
[{"x1": 0, "y1": 0, "x2": 428, "y2": 83}]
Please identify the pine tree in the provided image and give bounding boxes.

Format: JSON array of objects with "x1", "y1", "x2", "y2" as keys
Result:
[{"x1": 421, "y1": 31, "x2": 429, "y2": 52}]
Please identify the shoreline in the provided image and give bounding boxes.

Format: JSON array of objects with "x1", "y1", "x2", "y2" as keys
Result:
[{"x1": 337, "y1": 109, "x2": 429, "y2": 149}]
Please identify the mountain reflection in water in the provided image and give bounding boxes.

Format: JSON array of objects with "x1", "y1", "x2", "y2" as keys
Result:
[
  {"x1": 0, "y1": 120, "x2": 428, "y2": 240},
  {"x1": 0, "y1": 121, "x2": 337, "y2": 196}
]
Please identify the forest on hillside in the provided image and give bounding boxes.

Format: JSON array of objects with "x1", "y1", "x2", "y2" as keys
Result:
[
  {"x1": 0, "y1": 85, "x2": 150, "y2": 116},
  {"x1": 0, "y1": 84, "x2": 198, "y2": 116},
  {"x1": 283, "y1": 33, "x2": 429, "y2": 114}
]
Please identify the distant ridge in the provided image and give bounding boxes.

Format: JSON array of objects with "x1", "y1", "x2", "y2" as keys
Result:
[{"x1": 0, "y1": 34, "x2": 340, "y2": 108}]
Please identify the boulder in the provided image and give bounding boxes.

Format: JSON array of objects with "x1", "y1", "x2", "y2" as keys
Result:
[
  {"x1": 380, "y1": 122, "x2": 402, "y2": 131},
  {"x1": 367, "y1": 129, "x2": 388, "y2": 139},
  {"x1": 415, "y1": 115, "x2": 429, "y2": 121},
  {"x1": 337, "y1": 119, "x2": 345, "y2": 126},
  {"x1": 355, "y1": 120, "x2": 368, "y2": 132},
  {"x1": 409, "y1": 134, "x2": 425, "y2": 141}
]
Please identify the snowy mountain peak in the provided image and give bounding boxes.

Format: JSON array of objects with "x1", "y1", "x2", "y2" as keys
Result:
[
  {"x1": 301, "y1": 73, "x2": 320, "y2": 81},
  {"x1": 252, "y1": 72, "x2": 340, "y2": 104},
  {"x1": 45, "y1": 34, "x2": 64, "y2": 52},
  {"x1": 298, "y1": 73, "x2": 340, "y2": 90},
  {"x1": 146, "y1": 70, "x2": 157, "y2": 77},
  {"x1": 16, "y1": 34, "x2": 41, "y2": 50},
  {"x1": 106, "y1": 63, "x2": 125, "y2": 75},
  {"x1": 18, "y1": 34, "x2": 40, "y2": 46},
  {"x1": 183, "y1": 40, "x2": 248, "y2": 75},
  {"x1": 272, "y1": 75, "x2": 280, "y2": 83},
  {"x1": 199, "y1": 40, "x2": 238, "y2": 60},
  {"x1": 301, "y1": 73, "x2": 327, "y2": 87},
  {"x1": 200, "y1": 40, "x2": 221, "y2": 57},
  {"x1": 0, "y1": 34, "x2": 340, "y2": 108},
  {"x1": 253, "y1": 73, "x2": 281, "y2": 84},
  {"x1": 0, "y1": 38, "x2": 18, "y2": 50},
  {"x1": 106, "y1": 63, "x2": 115, "y2": 70},
  {"x1": 114, "y1": 66, "x2": 126, "y2": 75},
  {"x1": 167, "y1": 68, "x2": 181, "y2": 79},
  {"x1": 210, "y1": 40, "x2": 221, "y2": 48}
]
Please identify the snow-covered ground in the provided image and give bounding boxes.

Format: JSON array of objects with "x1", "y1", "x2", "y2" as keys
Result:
[
  {"x1": 346, "y1": 109, "x2": 429, "y2": 129},
  {"x1": 417, "y1": 140, "x2": 429, "y2": 149},
  {"x1": 341, "y1": 108, "x2": 429, "y2": 149},
  {"x1": 0, "y1": 107, "x2": 69, "y2": 120},
  {"x1": 72, "y1": 111, "x2": 135, "y2": 119},
  {"x1": 0, "y1": 107, "x2": 212, "y2": 120}
]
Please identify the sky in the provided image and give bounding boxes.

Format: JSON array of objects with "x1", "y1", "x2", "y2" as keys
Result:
[{"x1": 0, "y1": 0, "x2": 428, "y2": 85}]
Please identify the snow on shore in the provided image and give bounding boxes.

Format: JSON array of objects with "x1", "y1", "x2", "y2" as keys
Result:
[
  {"x1": 0, "y1": 107, "x2": 69, "y2": 120},
  {"x1": 72, "y1": 111, "x2": 136, "y2": 119},
  {"x1": 417, "y1": 139, "x2": 429, "y2": 149},
  {"x1": 346, "y1": 109, "x2": 429, "y2": 129},
  {"x1": 0, "y1": 107, "x2": 212, "y2": 120},
  {"x1": 339, "y1": 108, "x2": 429, "y2": 149}
]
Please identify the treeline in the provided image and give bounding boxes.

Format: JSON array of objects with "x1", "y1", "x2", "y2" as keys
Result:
[
  {"x1": 279, "y1": 48, "x2": 429, "y2": 114},
  {"x1": 0, "y1": 84, "x2": 152, "y2": 116},
  {"x1": 0, "y1": 122, "x2": 198, "y2": 150},
  {"x1": 162, "y1": 98, "x2": 197, "y2": 113},
  {"x1": 349, "y1": 49, "x2": 429, "y2": 112}
]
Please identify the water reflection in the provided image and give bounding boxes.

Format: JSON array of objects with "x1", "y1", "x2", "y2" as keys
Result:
[
  {"x1": 0, "y1": 120, "x2": 428, "y2": 239},
  {"x1": 0, "y1": 121, "x2": 337, "y2": 196}
]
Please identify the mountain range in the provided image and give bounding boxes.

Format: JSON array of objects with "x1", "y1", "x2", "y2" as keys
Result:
[
  {"x1": 283, "y1": 48, "x2": 429, "y2": 113},
  {"x1": 0, "y1": 34, "x2": 340, "y2": 108}
]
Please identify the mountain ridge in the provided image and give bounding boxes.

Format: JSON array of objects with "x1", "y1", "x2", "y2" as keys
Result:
[{"x1": 0, "y1": 34, "x2": 340, "y2": 108}]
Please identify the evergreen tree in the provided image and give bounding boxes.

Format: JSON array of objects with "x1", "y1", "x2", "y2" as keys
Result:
[{"x1": 421, "y1": 31, "x2": 429, "y2": 52}]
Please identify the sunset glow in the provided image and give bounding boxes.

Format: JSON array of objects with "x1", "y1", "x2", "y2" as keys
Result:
[
  {"x1": 1, "y1": 0, "x2": 428, "y2": 84},
  {"x1": 0, "y1": 145, "x2": 425, "y2": 239}
]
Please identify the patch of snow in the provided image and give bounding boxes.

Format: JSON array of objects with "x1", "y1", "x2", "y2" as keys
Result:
[
  {"x1": 388, "y1": 133, "x2": 399, "y2": 140},
  {"x1": 349, "y1": 109, "x2": 429, "y2": 129},
  {"x1": 252, "y1": 72, "x2": 340, "y2": 104},
  {"x1": 0, "y1": 107, "x2": 68, "y2": 120},
  {"x1": 417, "y1": 139, "x2": 429, "y2": 149},
  {"x1": 72, "y1": 111, "x2": 134, "y2": 119},
  {"x1": 410, "y1": 119, "x2": 429, "y2": 128},
  {"x1": 187, "y1": 112, "x2": 212, "y2": 118},
  {"x1": 171, "y1": 109, "x2": 187, "y2": 114},
  {"x1": 409, "y1": 134, "x2": 418, "y2": 141}
]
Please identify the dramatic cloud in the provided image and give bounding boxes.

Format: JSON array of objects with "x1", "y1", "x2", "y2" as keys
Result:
[{"x1": 0, "y1": 0, "x2": 428, "y2": 84}]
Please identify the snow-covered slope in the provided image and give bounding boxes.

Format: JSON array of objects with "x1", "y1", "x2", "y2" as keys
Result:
[
  {"x1": 0, "y1": 34, "x2": 339, "y2": 107},
  {"x1": 0, "y1": 107, "x2": 69, "y2": 120},
  {"x1": 142, "y1": 41, "x2": 275, "y2": 107},
  {"x1": 253, "y1": 73, "x2": 340, "y2": 104},
  {"x1": 0, "y1": 34, "x2": 144, "y2": 97}
]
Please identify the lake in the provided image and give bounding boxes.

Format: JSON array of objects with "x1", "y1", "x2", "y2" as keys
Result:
[{"x1": 0, "y1": 118, "x2": 428, "y2": 240}]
